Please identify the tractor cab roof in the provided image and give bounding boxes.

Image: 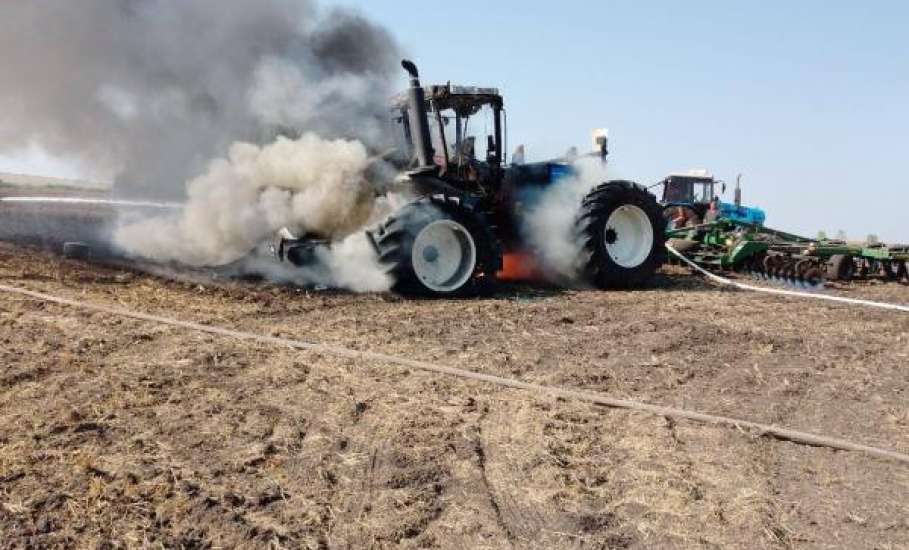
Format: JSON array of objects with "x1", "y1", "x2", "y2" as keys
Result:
[
  {"x1": 664, "y1": 170, "x2": 715, "y2": 183},
  {"x1": 391, "y1": 83, "x2": 503, "y2": 116},
  {"x1": 666, "y1": 170, "x2": 715, "y2": 181}
]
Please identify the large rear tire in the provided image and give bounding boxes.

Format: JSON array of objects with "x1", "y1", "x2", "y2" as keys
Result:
[
  {"x1": 368, "y1": 196, "x2": 501, "y2": 297},
  {"x1": 578, "y1": 181, "x2": 667, "y2": 289}
]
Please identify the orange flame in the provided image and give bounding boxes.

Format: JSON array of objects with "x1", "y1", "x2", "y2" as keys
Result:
[{"x1": 497, "y1": 252, "x2": 544, "y2": 282}]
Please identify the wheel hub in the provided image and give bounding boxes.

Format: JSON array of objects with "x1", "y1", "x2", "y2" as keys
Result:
[
  {"x1": 411, "y1": 219, "x2": 477, "y2": 292},
  {"x1": 422, "y1": 245, "x2": 440, "y2": 263},
  {"x1": 604, "y1": 205, "x2": 654, "y2": 269}
]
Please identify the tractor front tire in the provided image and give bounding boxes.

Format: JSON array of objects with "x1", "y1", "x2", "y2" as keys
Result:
[{"x1": 578, "y1": 181, "x2": 667, "y2": 289}]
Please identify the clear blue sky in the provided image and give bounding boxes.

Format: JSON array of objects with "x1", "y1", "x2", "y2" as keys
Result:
[
  {"x1": 334, "y1": 0, "x2": 908, "y2": 241},
  {"x1": 2, "y1": 1, "x2": 906, "y2": 241}
]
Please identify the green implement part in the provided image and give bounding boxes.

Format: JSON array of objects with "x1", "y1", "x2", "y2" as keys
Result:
[
  {"x1": 665, "y1": 218, "x2": 907, "y2": 285},
  {"x1": 727, "y1": 239, "x2": 769, "y2": 268}
]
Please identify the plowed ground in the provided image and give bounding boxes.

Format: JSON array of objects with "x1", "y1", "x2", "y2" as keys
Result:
[{"x1": 0, "y1": 191, "x2": 907, "y2": 549}]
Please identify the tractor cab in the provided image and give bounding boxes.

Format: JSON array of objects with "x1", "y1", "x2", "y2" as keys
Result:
[
  {"x1": 660, "y1": 170, "x2": 723, "y2": 228},
  {"x1": 661, "y1": 171, "x2": 719, "y2": 212},
  {"x1": 389, "y1": 62, "x2": 602, "y2": 196},
  {"x1": 390, "y1": 66, "x2": 506, "y2": 195},
  {"x1": 661, "y1": 171, "x2": 766, "y2": 229}
]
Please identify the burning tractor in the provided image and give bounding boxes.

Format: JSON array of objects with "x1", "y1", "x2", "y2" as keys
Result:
[{"x1": 280, "y1": 60, "x2": 667, "y2": 296}]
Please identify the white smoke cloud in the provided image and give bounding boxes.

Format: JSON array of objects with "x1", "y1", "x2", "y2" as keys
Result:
[
  {"x1": 114, "y1": 132, "x2": 378, "y2": 261},
  {"x1": 230, "y1": 232, "x2": 392, "y2": 293},
  {"x1": 520, "y1": 158, "x2": 610, "y2": 282},
  {"x1": 319, "y1": 232, "x2": 392, "y2": 292}
]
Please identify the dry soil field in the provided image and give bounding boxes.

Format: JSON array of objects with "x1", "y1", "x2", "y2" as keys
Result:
[{"x1": 0, "y1": 192, "x2": 907, "y2": 549}]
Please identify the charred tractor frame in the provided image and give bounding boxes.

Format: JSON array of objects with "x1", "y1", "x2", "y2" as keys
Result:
[{"x1": 282, "y1": 60, "x2": 667, "y2": 296}]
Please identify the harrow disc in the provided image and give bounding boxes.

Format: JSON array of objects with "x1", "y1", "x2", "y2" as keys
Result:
[
  {"x1": 826, "y1": 254, "x2": 856, "y2": 282},
  {"x1": 763, "y1": 256, "x2": 782, "y2": 279},
  {"x1": 749, "y1": 255, "x2": 767, "y2": 279},
  {"x1": 781, "y1": 261, "x2": 797, "y2": 284},
  {"x1": 794, "y1": 259, "x2": 824, "y2": 287},
  {"x1": 882, "y1": 260, "x2": 902, "y2": 281}
]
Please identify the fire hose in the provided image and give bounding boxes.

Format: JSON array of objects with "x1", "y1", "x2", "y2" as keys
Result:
[{"x1": 0, "y1": 282, "x2": 907, "y2": 465}]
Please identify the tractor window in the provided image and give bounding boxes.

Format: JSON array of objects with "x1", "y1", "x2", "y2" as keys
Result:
[
  {"x1": 462, "y1": 105, "x2": 497, "y2": 162},
  {"x1": 664, "y1": 178, "x2": 716, "y2": 204},
  {"x1": 664, "y1": 180, "x2": 692, "y2": 202},
  {"x1": 425, "y1": 104, "x2": 499, "y2": 166},
  {"x1": 695, "y1": 182, "x2": 715, "y2": 203},
  {"x1": 388, "y1": 114, "x2": 414, "y2": 166},
  {"x1": 427, "y1": 112, "x2": 457, "y2": 166}
]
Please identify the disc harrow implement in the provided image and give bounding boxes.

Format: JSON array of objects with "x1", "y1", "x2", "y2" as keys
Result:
[{"x1": 666, "y1": 220, "x2": 908, "y2": 287}]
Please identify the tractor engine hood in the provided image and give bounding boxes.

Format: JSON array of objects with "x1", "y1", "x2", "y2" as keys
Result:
[{"x1": 718, "y1": 201, "x2": 766, "y2": 226}]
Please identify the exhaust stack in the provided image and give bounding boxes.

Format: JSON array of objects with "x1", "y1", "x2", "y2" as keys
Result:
[{"x1": 401, "y1": 60, "x2": 434, "y2": 168}]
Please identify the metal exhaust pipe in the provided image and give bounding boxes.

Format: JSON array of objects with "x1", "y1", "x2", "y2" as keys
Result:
[{"x1": 401, "y1": 60, "x2": 434, "y2": 168}]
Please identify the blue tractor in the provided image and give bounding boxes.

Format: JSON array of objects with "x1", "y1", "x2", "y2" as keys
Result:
[
  {"x1": 281, "y1": 60, "x2": 667, "y2": 296},
  {"x1": 660, "y1": 171, "x2": 766, "y2": 229}
]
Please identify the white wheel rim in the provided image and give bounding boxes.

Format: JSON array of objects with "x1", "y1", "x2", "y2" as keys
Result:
[
  {"x1": 604, "y1": 205, "x2": 654, "y2": 268},
  {"x1": 411, "y1": 219, "x2": 477, "y2": 292}
]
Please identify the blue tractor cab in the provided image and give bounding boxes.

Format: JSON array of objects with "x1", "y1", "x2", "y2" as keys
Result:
[{"x1": 660, "y1": 171, "x2": 765, "y2": 228}]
